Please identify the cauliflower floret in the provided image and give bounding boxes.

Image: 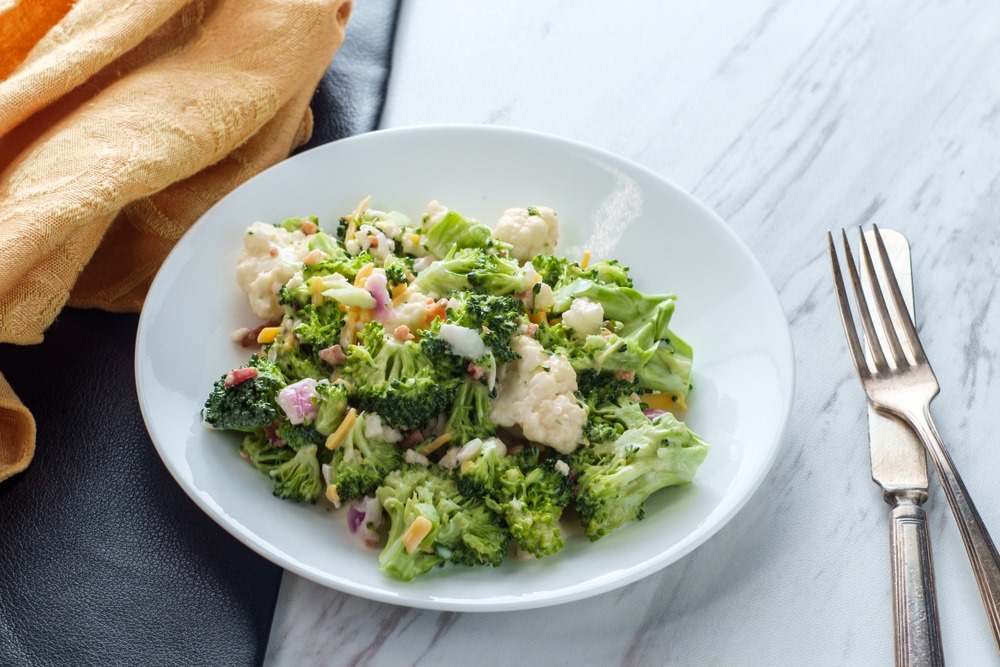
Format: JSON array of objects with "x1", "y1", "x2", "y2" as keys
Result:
[
  {"x1": 520, "y1": 262, "x2": 555, "y2": 313},
  {"x1": 493, "y1": 206, "x2": 559, "y2": 262},
  {"x1": 422, "y1": 200, "x2": 449, "y2": 231},
  {"x1": 387, "y1": 290, "x2": 431, "y2": 331},
  {"x1": 235, "y1": 222, "x2": 311, "y2": 320},
  {"x1": 561, "y1": 298, "x2": 604, "y2": 337},
  {"x1": 489, "y1": 335, "x2": 586, "y2": 454},
  {"x1": 345, "y1": 223, "x2": 395, "y2": 261}
]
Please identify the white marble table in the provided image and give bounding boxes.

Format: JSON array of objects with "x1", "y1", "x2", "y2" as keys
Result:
[{"x1": 266, "y1": 1, "x2": 1000, "y2": 664}]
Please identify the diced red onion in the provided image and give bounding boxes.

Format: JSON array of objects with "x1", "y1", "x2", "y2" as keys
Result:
[
  {"x1": 276, "y1": 378, "x2": 319, "y2": 424},
  {"x1": 643, "y1": 408, "x2": 666, "y2": 421},
  {"x1": 365, "y1": 271, "x2": 394, "y2": 324}
]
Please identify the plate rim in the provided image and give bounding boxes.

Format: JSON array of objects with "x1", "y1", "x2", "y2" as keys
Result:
[{"x1": 135, "y1": 123, "x2": 796, "y2": 612}]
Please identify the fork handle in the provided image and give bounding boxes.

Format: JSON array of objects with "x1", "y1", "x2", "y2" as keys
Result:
[
  {"x1": 906, "y1": 405, "x2": 1000, "y2": 652},
  {"x1": 890, "y1": 496, "x2": 944, "y2": 666}
]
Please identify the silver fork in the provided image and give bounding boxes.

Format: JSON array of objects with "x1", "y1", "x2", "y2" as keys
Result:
[{"x1": 829, "y1": 225, "x2": 1000, "y2": 653}]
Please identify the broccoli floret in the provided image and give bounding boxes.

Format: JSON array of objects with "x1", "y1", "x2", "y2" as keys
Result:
[
  {"x1": 530, "y1": 254, "x2": 632, "y2": 289},
  {"x1": 434, "y1": 493, "x2": 510, "y2": 568},
  {"x1": 327, "y1": 412, "x2": 402, "y2": 502},
  {"x1": 313, "y1": 382, "x2": 349, "y2": 436},
  {"x1": 267, "y1": 302, "x2": 344, "y2": 381},
  {"x1": 240, "y1": 432, "x2": 294, "y2": 474},
  {"x1": 424, "y1": 209, "x2": 508, "y2": 259},
  {"x1": 445, "y1": 381, "x2": 497, "y2": 446},
  {"x1": 485, "y1": 450, "x2": 572, "y2": 558},
  {"x1": 376, "y1": 465, "x2": 509, "y2": 580},
  {"x1": 572, "y1": 412, "x2": 709, "y2": 540},
  {"x1": 267, "y1": 326, "x2": 328, "y2": 381},
  {"x1": 376, "y1": 467, "x2": 446, "y2": 580},
  {"x1": 454, "y1": 437, "x2": 507, "y2": 498},
  {"x1": 586, "y1": 258, "x2": 633, "y2": 287},
  {"x1": 382, "y1": 254, "x2": 413, "y2": 286},
  {"x1": 292, "y1": 302, "x2": 345, "y2": 353},
  {"x1": 637, "y1": 333, "x2": 694, "y2": 396},
  {"x1": 582, "y1": 394, "x2": 649, "y2": 445},
  {"x1": 552, "y1": 278, "x2": 671, "y2": 324},
  {"x1": 576, "y1": 368, "x2": 640, "y2": 406},
  {"x1": 415, "y1": 248, "x2": 526, "y2": 298},
  {"x1": 203, "y1": 355, "x2": 287, "y2": 432},
  {"x1": 543, "y1": 279, "x2": 693, "y2": 401},
  {"x1": 529, "y1": 253, "x2": 571, "y2": 288},
  {"x1": 269, "y1": 444, "x2": 324, "y2": 503},
  {"x1": 340, "y1": 323, "x2": 459, "y2": 430},
  {"x1": 444, "y1": 292, "x2": 522, "y2": 363},
  {"x1": 276, "y1": 421, "x2": 324, "y2": 451}
]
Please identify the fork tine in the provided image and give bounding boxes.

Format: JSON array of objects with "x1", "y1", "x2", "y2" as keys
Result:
[
  {"x1": 840, "y1": 229, "x2": 890, "y2": 372},
  {"x1": 871, "y1": 224, "x2": 927, "y2": 364},
  {"x1": 858, "y1": 227, "x2": 907, "y2": 369},
  {"x1": 828, "y1": 232, "x2": 871, "y2": 378}
]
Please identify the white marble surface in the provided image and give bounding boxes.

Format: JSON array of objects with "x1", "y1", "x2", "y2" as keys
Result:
[{"x1": 266, "y1": 1, "x2": 1000, "y2": 664}]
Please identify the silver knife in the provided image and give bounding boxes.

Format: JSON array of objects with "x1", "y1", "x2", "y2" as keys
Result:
[{"x1": 863, "y1": 229, "x2": 944, "y2": 666}]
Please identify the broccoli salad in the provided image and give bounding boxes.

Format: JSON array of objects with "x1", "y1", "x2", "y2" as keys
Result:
[{"x1": 203, "y1": 198, "x2": 709, "y2": 580}]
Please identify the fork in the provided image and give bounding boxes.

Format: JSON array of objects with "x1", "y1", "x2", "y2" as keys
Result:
[{"x1": 829, "y1": 225, "x2": 1000, "y2": 653}]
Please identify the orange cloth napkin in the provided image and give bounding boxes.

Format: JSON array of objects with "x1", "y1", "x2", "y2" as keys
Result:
[{"x1": 0, "y1": 0, "x2": 352, "y2": 481}]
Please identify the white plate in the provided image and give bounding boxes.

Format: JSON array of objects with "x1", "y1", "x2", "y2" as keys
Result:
[{"x1": 136, "y1": 125, "x2": 794, "y2": 612}]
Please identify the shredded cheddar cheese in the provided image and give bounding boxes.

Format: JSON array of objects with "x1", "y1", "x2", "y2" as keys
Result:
[
  {"x1": 402, "y1": 516, "x2": 433, "y2": 554},
  {"x1": 256, "y1": 327, "x2": 281, "y2": 344},
  {"x1": 326, "y1": 408, "x2": 358, "y2": 450}
]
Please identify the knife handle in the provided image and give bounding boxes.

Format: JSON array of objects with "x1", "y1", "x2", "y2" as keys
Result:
[{"x1": 890, "y1": 497, "x2": 944, "y2": 667}]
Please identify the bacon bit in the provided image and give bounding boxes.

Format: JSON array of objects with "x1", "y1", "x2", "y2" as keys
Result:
[
  {"x1": 425, "y1": 299, "x2": 448, "y2": 323},
  {"x1": 615, "y1": 370, "x2": 636, "y2": 382},
  {"x1": 368, "y1": 236, "x2": 379, "y2": 248},
  {"x1": 318, "y1": 345, "x2": 346, "y2": 366},
  {"x1": 224, "y1": 367, "x2": 258, "y2": 388},
  {"x1": 268, "y1": 246, "x2": 279, "y2": 257},
  {"x1": 264, "y1": 422, "x2": 286, "y2": 446},
  {"x1": 401, "y1": 430, "x2": 424, "y2": 448},
  {"x1": 303, "y1": 249, "x2": 327, "y2": 265},
  {"x1": 467, "y1": 362, "x2": 485, "y2": 381},
  {"x1": 525, "y1": 322, "x2": 539, "y2": 337},
  {"x1": 236, "y1": 324, "x2": 270, "y2": 347},
  {"x1": 393, "y1": 325, "x2": 414, "y2": 342},
  {"x1": 300, "y1": 220, "x2": 318, "y2": 235}
]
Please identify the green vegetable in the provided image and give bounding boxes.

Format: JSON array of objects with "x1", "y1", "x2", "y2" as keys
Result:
[
  {"x1": 313, "y1": 382, "x2": 349, "y2": 436},
  {"x1": 327, "y1": 412, "x2": 402, "y2": 502},
  {"x1": 414, "y1": 248, "x2": 525, "y2": 297},
  {"x1": 444, "y1": 292, "x2": 522, "y2": 363},
  {"x1": 240, "y1": 433, "x2": 294, "y2": 474},
  {"x1": 423, "y1": 209, "x2": 509, "y2": 259},
  {"x1": 445, "y1": 380, "x2": 497, "y2": 445},
  {"x1": 484, "y1": 450, "x2": 572, "y2": 558},
  {"x1": 270, "y1": 444, "x2": 324, "y2": 503},
  {"x1": 376, "y1": 466, "x2": 509, "y2": 580},
  {"x1": 340, "y1": 322, "x2": 459, "y2": 430},
  {"x1": 203, "y1": 355, "x2": 287, "y2": 432},
  {"x1": 572, "y1": 412, "x2": 708, "y2": 540}
]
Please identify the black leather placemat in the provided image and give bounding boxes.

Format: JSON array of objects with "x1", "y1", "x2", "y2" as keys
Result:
[{"x1": 0, "y1": 1, "x2": 400, "y2": 665}]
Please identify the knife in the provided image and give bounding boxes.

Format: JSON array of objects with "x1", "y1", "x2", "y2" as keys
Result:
[{"x1": 863, "y1": 228, "x2": 944, "y2": 666}]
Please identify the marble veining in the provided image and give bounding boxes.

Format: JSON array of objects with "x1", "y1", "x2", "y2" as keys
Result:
[{"x1": 266, "y1": 1, "x2": 1000, "y2": 664}]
